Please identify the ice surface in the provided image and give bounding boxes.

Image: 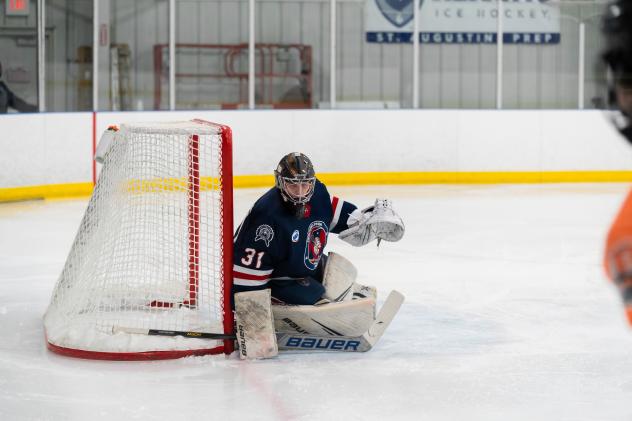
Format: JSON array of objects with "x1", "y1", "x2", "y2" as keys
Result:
[{"x1": 2, "y1": 184, "x2": 632, "y2": 420}]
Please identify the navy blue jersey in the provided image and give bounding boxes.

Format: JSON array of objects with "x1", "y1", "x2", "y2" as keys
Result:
[{"x1": 232, "y1": 180, "x2": 357, "y2": 297}]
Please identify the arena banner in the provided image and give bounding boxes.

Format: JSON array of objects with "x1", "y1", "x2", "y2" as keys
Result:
[{"x1": 366, "y1": 0, "x2": 561, "y2": 44}]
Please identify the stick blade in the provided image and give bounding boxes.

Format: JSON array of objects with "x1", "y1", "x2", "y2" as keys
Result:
[{"x1": 362, "y1": 290, "x2": 405, "y2": 349}]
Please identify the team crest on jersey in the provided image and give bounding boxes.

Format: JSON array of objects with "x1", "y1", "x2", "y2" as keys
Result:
[
  {"x1": 291, "y1": 230, "x2": 300, "y2": 243},
  {"x1": 254, "y1": 224, "x2": 274, "y2": 247},
  {"x1": 304, "y1": 221, "x2": 328, "y2": 270}
]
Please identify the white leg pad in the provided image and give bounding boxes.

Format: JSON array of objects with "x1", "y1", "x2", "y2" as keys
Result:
[
  {"x1": 353, "y1": 283, "x2": 377, "y2": 299},
  {"x1": 352, "y1": 283, "x2": 377, "y2": 317},
  {"x1": 322, "y1": 252, "x2": 358, "y2": 302},
  {"x1": 234, "y1": 289, "x2": 278, "y2": 359},
  {"x1": 272, "y1": 297, "x2": 376, "y2": 337}
]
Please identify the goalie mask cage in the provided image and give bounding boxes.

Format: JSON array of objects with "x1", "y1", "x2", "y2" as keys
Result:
[{"x1": 44, "y1": 119, "x2": 234, "y2": 360}]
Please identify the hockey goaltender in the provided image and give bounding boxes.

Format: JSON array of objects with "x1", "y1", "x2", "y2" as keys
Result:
[{"x1": 232, "y1": 152, "x2": 406, "y2": 359}]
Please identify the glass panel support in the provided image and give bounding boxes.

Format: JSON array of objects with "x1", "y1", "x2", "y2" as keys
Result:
[
  {"x1": 37, "y1": 0, "x2": 45, "y2": 112},
  {"x1": 329, "y1": 0, "x2": 336, "y2": 109},
  {"x1": 93, "y1": 0, "x2": 99, "y2": 111},
  {"x1": 578, "y1": 22, "x2": 586, "y2": 110},
  {"x1": 412, "y1": 0, "x2": 420, "y2": 109},
  {"x1": 496, "y1": 0, "x2": 503, "y2": 110},
  {"x1": 169, "y1": 0, "x2": 176, "y2": 110},
  {"x1": 248, "y1": 0, "x2": 255, "y2": 109}
]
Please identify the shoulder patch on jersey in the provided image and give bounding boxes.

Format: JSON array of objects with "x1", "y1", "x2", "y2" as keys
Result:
[
  {"x1": 255, "y1": 224, "x2": 274, "y2": 247},
  {"x1": 291, "y1": 230, "x2": 300, "y2": 242}
]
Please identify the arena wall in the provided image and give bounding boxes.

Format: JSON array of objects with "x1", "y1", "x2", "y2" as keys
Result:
[{"x1": 1, "y1": 109, "x2": 631, "y2": 201}]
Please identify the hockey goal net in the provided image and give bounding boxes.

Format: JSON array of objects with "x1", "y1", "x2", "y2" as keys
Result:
[{"x1": 44, "y1": 119, "x2": 234, "y2": 360}]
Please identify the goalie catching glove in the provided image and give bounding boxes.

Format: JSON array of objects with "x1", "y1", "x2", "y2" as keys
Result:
[{"x1": 338, "y1": 199, "x2": 405, "y2": 247}]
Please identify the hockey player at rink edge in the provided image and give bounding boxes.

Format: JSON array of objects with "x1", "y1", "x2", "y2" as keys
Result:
[
  {"x1": 602, "y1": 0, "x2": 632, "y2": 323},
  {"x1": 232, "y1": 152, "x2": 405, "y2": 359}
]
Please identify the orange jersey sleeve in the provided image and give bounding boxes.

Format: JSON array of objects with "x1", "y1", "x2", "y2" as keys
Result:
[{"x1": 605, "y1": 188, "x2": 632, "y2": 281}]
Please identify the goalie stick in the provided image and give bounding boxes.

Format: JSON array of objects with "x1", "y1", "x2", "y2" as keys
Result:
[
  {"x1": 111, "y1": 327, "x2": 236, "y2": 341},
  {"x1": 113, "y1": 290, "x2": 405, "y2": 353}
]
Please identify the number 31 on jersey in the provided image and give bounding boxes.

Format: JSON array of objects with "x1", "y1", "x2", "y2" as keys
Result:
[{"x1": 241, "y1": 248, "x2": 265, "y2": 269}]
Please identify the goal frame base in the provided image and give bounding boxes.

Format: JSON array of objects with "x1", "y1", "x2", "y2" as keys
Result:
[{"x1": 46, "y1": 336, "x2": 230, "y2": 361}]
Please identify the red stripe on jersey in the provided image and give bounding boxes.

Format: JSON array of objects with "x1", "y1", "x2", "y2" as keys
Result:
[
  {"x1": 233, "y1": 270, "x2": 270, "y2": 281},
  {"x1": 332, "y1": 196, "x2": 339, "y2": 214}
]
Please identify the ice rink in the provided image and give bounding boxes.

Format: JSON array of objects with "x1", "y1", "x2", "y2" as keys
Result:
[{"x1": 3, "y1": 183, "x2": 632, "y2": 421}]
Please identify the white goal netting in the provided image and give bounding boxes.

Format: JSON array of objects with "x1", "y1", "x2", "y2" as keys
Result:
[{"x1": 44, "y1": 120, "x2": 233, "y2": 359}]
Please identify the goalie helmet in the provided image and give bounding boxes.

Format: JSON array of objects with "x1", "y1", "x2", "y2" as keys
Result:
[
  {"x1": 601, "y1": 0, "x2": 632, "y2": 142},
  {"x1": 274, "y1": 152, "x2": 316, "y2": 217}
]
